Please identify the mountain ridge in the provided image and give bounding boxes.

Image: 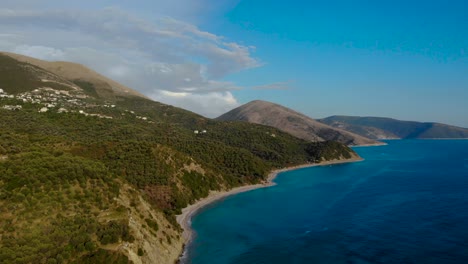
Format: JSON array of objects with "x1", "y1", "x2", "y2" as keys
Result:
[
  {"x1": 319, "y1": 115, "x2": 468, "y2": 139},
  {"x1": 0, "y1": 51, "x2": 148, "y2": 99},
  {"x1": 217, "y1": 100, "x2": 383, "y2": 146}
]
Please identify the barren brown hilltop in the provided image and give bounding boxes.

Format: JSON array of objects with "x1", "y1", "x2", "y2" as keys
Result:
[
  {"x1": 217, "y1": 100, "x2": 383, "y2": 146},
  {"x1": 0, "y1": 51, "x2": 147, "y2": 99}
]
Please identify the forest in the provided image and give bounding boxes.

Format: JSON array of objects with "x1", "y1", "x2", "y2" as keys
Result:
[{"x1": 0, "y1": 56, "x2": 356, "y2": 263}]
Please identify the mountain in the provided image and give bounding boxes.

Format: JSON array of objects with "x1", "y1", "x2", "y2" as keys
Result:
[
  {"x1": 319, "y1": 116, "x2": 468, "y2": 139},
  {"x1": 0, "y1": 52, "x2": 359, "y2": 264},
  {"x1": 216, "y1": 100, "x2": 382, "y2": 146},
  {"x1": 1, "y1": 51, "x2": 147, "y2": 99}
]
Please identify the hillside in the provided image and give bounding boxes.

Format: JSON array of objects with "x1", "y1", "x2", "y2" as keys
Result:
[
  {"x1": 319, "y1": 116, "x2": 468, "y2": 139},
  {"x1": 216, "y1": 100, "x2": 382, "y2": 146},
  {"x1": 0, "y1": 53, "x2": 359, "y2": 264},
  {"x1": 0, "y1": 51, "x2": 147, "y2": 99}
]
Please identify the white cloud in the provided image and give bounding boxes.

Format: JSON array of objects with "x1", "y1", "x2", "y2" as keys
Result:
[
  {"x1": 0, "y1": 8, "x2": 260, "y2": 76},
  {"x1": 0, "y1": 1, "x2": 240, "y2": 22},
  {"x1": 151, "y1": 91, "x2": 240, "y2": 118},
  {"x1": 13, "y1": 45, "x2": 65, "y2": 60},
  {"x1": 0, "y1": 6, "x2": 256, "y2": 117}
]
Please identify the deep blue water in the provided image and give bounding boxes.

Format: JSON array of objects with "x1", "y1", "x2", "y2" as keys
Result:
[{"x1": 188, "y1": 140, "x2": 468, "y2": 264}]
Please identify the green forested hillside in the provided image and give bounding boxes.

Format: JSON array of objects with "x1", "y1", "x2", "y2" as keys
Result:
[{"x1": 0, "y1": 53, "x2": 357, "y2": 264}]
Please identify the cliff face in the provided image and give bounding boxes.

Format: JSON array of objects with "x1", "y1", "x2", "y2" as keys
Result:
[
  {"x1": 217, "y1": 100, "x2": 382, "y2": 146},
  {"x1": 116, "y1": 185, "x2": 184, "y2": 264},
  {"x1": 320, "y1": 116, "x2": 468, "y2": 139}
]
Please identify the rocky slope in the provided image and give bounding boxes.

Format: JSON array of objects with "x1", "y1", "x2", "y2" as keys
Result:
[{"x1": 217, "y1": 100, "x2": 382, "y2": 146}]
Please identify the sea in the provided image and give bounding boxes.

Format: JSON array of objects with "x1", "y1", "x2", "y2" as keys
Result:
[{"x1": 186, "y1": 140, "x2": 468, "y2": 264}]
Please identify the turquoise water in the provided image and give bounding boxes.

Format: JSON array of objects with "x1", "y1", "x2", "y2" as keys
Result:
[{"x1": 187, "y1": 140, "x2": 468, "y2": 264}]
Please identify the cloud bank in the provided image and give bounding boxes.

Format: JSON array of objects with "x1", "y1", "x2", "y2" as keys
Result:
[{"x1": 0, "y1": 6, "x2": 258, "y2": 117}]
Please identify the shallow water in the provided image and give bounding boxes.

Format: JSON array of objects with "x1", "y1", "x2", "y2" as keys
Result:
[{"x1": 188, "y1": 140, "x2": 468, "y2": 264}]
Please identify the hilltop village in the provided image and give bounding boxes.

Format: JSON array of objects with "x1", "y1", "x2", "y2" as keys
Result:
[
  {"x1": 0, "y1": 86, "x2": 150, "y2": 121},
  {"x1": 0, "y1": 85, "x2": 215, "y2": 135}
]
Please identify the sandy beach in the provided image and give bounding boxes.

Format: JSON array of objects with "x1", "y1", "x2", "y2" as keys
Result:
[{"x1": 176, "y1": 156, "x2": 363, "y2": 261}]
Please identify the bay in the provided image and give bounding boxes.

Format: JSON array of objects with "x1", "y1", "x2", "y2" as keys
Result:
[{"x1": 188, "y1": 140, "x2": 468, "y2": 264}]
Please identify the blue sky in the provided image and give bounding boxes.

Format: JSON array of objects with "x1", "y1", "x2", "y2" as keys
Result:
[
  {"x1": 216, "y1": 0, "x2": 468, "y2": 126},
  {"x1": 1, "y1": 0, "x2": 467, "y2": 126}
]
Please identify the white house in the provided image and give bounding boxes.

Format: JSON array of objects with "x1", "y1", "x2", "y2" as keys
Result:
[
  {"x1": 194, "y1": 130, "x2": 199, "y2": 134},
  {"x1": 39, "y1": 107, "x2": 48, "y2": 113},
  {"x1": 3, "y1": 105, "x2": 22, "y2": 111}
]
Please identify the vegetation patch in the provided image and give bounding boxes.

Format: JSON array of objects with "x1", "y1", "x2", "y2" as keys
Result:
[{"x1": 0, "y1": 55, "x2": 357, "y2": 263}]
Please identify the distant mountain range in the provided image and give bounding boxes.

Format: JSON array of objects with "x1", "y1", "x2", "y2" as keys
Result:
[
  {"x1": 216, "y1": 100, "x2": 383, "y2": 146},
  {"x1": 319, "y1": 116, "x2": 468, "y2": 139}
]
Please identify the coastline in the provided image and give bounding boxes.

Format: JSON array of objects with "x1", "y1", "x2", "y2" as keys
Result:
[
  {"x1": 352, "y1": 142, "x2": 388, "y2": 147},
  {"x1": 175, "y1": 156, "x2": 363, "y2": 262}
]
